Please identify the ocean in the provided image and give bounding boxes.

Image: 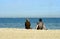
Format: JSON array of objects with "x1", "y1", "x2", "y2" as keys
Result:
[{"x1": 0, "y1": 18, "x2": 60, "y2": 30}]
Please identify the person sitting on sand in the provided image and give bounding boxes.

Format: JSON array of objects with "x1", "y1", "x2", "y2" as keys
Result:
[
  {"x1": 36, "y1": 18, "x2": 46, "y2": 30},
  {"x1": 25, "y1": 18, "x2": 31, "y2": 29}
]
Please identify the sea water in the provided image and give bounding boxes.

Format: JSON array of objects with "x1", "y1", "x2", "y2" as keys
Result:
[{"x1": 0, "y1": 18, "x2": 60, "y2": 30}]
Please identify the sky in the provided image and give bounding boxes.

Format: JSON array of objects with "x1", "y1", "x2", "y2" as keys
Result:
[{"x1": 0, "y1": 0, "x2": 60, "y2": 18}]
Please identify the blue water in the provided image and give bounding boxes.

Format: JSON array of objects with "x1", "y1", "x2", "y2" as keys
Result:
[{"x1": 0, "y1": 18, "x2": 60, "y2": 30}]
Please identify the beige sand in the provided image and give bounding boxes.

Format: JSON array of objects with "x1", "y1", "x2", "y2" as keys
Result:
[{"x1": 0, "y1": 28, "x2": 60, "y2": 39}]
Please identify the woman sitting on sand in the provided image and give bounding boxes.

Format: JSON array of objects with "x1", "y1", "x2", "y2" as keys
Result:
[
  {"x1": 36, "y1": 18, "x2": 46, "y2": 30},
  {"x1": 25, "y1": 18, "x2": 31, "y2": 29}
]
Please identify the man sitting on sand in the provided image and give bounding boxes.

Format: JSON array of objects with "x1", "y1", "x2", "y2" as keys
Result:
[
  {"x1": 36, "y1": 18, "x2": 46, "y2": 30},
  {"x1": 25, "y1": 18, "x2": 31, "y2": 29}
]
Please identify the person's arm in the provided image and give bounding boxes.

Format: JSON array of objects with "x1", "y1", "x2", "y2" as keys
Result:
[
  {"x1": 36, "y1": 25, "x2": 38, "y2": 29},
  {"x1": 25, "y1": 22, "x2": 26, "y2": 26},
  {"x1": 29, "y1": 22, "x2": 31, "y2": 26},
  {"x1": 43, "y1": 24, "x2": 47, "y2": 30}
]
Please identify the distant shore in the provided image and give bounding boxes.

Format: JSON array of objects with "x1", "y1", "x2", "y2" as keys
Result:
[{"x1": 0, "y1": 28, "x2": 60, "y2": 39}]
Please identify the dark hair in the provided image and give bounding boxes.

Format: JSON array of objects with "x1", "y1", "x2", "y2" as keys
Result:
[{"x1": 39, "y1": 18, "x2": 42, "y2": 22}]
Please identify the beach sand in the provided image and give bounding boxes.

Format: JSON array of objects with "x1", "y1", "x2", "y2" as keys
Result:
[{"x1": 0, "y1": 28, "x2": 60, "y2": 39}]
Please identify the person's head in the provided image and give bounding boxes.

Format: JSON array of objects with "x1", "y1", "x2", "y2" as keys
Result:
[
  {"x1": 26, "y1": 18, "x2": 29, "y2": 22},
  {"x1": 39, "y1": 18, "x2": 42, "y2": 22}
]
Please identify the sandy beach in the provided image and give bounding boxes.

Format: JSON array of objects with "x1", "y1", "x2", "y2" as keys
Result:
[{"x1": 0, "y1": 28, "x2": 60, "y2": 39}]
